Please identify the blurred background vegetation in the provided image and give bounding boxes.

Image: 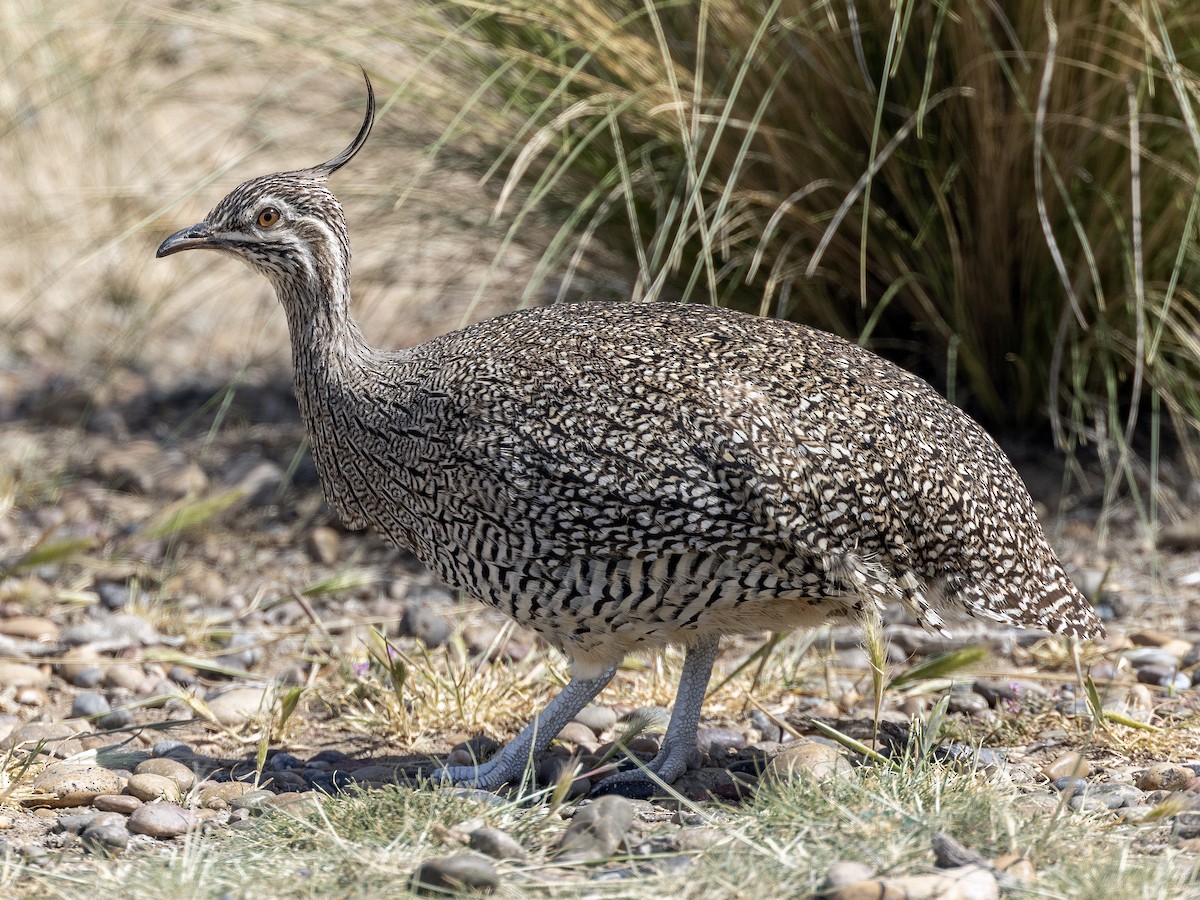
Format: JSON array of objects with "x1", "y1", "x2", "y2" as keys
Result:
[{"x1": 3, "y1": 0, "x2": 1200, "y2": 519}]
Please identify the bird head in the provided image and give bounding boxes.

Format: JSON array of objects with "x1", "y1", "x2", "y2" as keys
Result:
[{"x1": 156, "y1": 71, "x2": 374, "y2": 292}]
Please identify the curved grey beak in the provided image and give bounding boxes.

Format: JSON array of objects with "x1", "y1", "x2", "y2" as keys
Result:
[{"x1": 156, "y1": 223, "x2": 213, "y2": 258}]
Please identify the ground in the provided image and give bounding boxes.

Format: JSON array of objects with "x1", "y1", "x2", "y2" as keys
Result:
[{"x1": 3, "y1": 4, "x2": 1200, "y2": 895}]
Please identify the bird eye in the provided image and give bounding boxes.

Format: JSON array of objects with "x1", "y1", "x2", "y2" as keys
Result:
[{"x1": 257, "y1": 207, "x2": 280, "y2": 228}]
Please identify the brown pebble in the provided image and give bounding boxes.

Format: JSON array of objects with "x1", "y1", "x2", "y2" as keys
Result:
[
  {"x1": 1137, "y1": 762, "x2": 1194, "y2": 792},
  {"x1": 125, "y1": 773, "x2": 182, "y2": 803},
  {"x1": 134, "y1": 757, "x2": 196, "y2": 792},
  {"x1": 28, "y1": 763, "x2": 124, "y2": 808},
  {"x1": 994, "y1": 854, "x2": 1036, "y2": 882},
  {"x1": 765, "y1": 741, "x2": 853, "y2": 783},
  {"x1": 198, "y1": 780, "x2": 254, "y2": 809},
  {"x1": 1041, "y1": 751, "x2": 1089, "y2": 781},
  {"x1": 93, "y1": 794, "x2": 142, "y2": 814},
  {"x1": 127, "y1": 802, "x2": 200, "y2": 838}
]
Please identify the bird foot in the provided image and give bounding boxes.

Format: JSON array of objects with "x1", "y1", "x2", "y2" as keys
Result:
[
  {"x1": 591, "y1": 739, "x2": 700, "y2": 796},
  {"x1": 433, "y1": 752, "x2": 525, "y2": 792}
]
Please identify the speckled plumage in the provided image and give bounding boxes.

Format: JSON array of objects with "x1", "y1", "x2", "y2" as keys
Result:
[{"x1": 159, "y1": 75, "x2": 1102, "y2": 792}]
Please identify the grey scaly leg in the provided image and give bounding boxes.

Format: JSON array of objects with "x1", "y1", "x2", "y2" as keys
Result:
[
  {"x1": 436, "y1": 665, "x2": 619, "y2": 790},
  {"x1": 596, "y1": 633, "x2": 720, "y2": 790}
]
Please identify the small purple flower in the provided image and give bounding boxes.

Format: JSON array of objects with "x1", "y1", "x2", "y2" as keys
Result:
[{"x1": 353, "y1": 661, "x2": 370, "y2": 678}]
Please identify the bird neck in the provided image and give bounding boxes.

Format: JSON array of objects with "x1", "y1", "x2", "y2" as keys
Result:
[{"x1": 275, "y1": 272, "x2": 373, "y2": 413}]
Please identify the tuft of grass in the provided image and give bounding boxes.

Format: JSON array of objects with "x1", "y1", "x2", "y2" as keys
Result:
[{"x1": 423, "y1": 0, "x2": 1200, "y2": 503}]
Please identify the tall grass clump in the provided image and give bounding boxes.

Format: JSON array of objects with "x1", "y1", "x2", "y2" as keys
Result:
[{"x1": 433, "y1": 0, "x2": 1200, "y2": 488}]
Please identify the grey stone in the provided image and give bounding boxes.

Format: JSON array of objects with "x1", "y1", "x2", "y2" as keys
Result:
[
  {"x1": 399, "y1": 604, "x2": 452, "y2": 648},
  {"x1": 70, "y1": 691, "x2": 110, "y2": 719},
  {"x1": 80, "y1": 821, "x2": 130, "y2": 852},
  {"x1": 572, "y1": 705, "x2": 618, "y2": 737},
  {"x1": 98, "y1": 708, "x2": 135, "y2": 730},
  {"x1": 125, "y1": 773, "x2": 181, "y2": 803},
  {"x1": 127, "y1": 802, "x2": 199, "y2": 838},
  {"x1": 134, "y1": 758, "x2": 196, "y2": 792},
  {"x1": 468, "y1": 827, "x2": 528, "y2": 861},
  {"x1": 556, "y1": 795, "x2": 634, "y2": 861},
  {"x1": 411, "y1": 853, "x2": 499, "y2": 895}
]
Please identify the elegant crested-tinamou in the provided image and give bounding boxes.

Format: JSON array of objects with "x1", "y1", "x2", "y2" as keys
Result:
[{"x1": 158, "y1": 73, "x2": 1102, "y2": 793}]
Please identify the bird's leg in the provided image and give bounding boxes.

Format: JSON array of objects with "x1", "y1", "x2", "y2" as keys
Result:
[
  {"x1": 435, "y1": 665, "x2": 619, "y2": 790},
  {"x1": 595, "y1": 633, "x2": 720, "y2": 790}
]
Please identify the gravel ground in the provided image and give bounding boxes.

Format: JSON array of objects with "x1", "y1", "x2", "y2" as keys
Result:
[{"x1": 1, "y1": 352, "x2": 1200, "y2": 886}]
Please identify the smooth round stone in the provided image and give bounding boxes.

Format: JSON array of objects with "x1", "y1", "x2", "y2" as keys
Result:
[
  {"x1": 56, "y1": 812, "x2": 100, "y2": 835},
  {"x1": 765, "y1": 741, "x2": 852, "y2": 783},
  {"x1": 1069, "y1": 784, "x2": 1144, "y2": 812},
  {"x1": 205, "y1": 686, "x2": 274, "y2": 726},
  {"x1": 134, "y1": 758, "x2": 196, "y2": 792},
  {"x1": 0, "y1": 663, "x2": 50, "y2": 690},
  {"x1": 229, "y1": 790, "x2": 277, "y2": 814},
  {"x1": 97, "y1": 708, "x2": 135, "y2": 730},
  {"x1": 1051, "y1": 776, "x2": 1088, "y2": 796},
  {"x1": 947, "y1": 691, "x2": 989, "y2": 715},
  {"x1": 572, "y1": 705, "x2": 618, "y2": 737},
  {"x1": 125, "y1": 773, "x2": 181, "y2": 803},
  {"x1": 198, "y1": 781, "x2": 254, "y2": 809},
  {"x1": 1138, "y1": 763, "x2": 1195, "y2": 792},
  {"x1": 58, "y1": 647, "x2": 103, "y2": 687},
  {"x1": 151, "y1": 739, "x2": 194, "y2": 759},
  {"x1": 1124, "y1": 648, "x2": 1183, "y2": 669},
  {"x1": 30, "y1": 764, "x2": 124, "y2": 808},
  {"x1": 127, "y1": 803, "x2": 199, "y2": 838},
  {"x1": 748, "y1": 710, "x2": 783, "y2": 743},
  {"x1": 81, "y1": 821, "x2": 130, "y2": 852},
  {"x1": 93, "y1": 794, "x2": 141, "y2": 814},
  {"x1": 399, "y1": 604, "x2": 452, "y2": 649},
  {"x1": 104, "y1": 664, "x2": 146, "y2": 692},
  {"x1": 468, "y1": 827, "x2": 528, "y2": 861},
  {"x1": 696, "y1": 726, "x2": 748, "y2": 757},
  {"x1": 1137, "y1": 665, "x2": 1190, "y2": 690},
  {"x1": 1041, "y1": 751, "x2": 1089, "y2": 782},
  {"x1": 95, "y1": 583, "x2": 130, "y2": 611},
  {"x1": 70, "y1": 691, "x2": 110, "y2": 719},
  {"x1": 555, "y1": 721, "x2": 600, "y2": 748},
  {"x1": 0, "y1": 616, "x2": 59, "y2": 641},
  {"x1": 410, "y1": 853, "x2": 499, "y2": 895},
  {"x1": 556, "y1": 795, "x2": 634, "y2": 861},
  {"x1": 1173, "y1": 811, "x2": 1200, "y2": 841}
]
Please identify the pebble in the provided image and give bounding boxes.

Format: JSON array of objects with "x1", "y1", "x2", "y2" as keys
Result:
[
  {"x1": 198, "y1": 781, "x2": 254, "y2": 809},
  {"x1": 127, "y1": 802, "x2": 200, "y2": 838},
  {"x1": 3, "y1": 723, "x2": 82, "y2": 758},
  {"x1": 410, "y1": 853, "x2": 499, "y2": 895},
  {"x1": 0, "y1": 616, "x2": 58, "y2": 641},
  {"x1": 125, "y1": 773, "x2": 182, "y2": 803},
  {"x1": 830, "y1": 865, "x2": 998, "y2": 900},
  {"x1": 1041, "y1": 751, "x2": 1089, "y2": 782},
  {"x1": 555, "y1": 722, "x2": 600, "y2": 748},
  {"x1": 947, "y1": 691, "x2": 989, "y2": 715},
  {"x1": 307, "y1": 526, "x2": 341, "y2": 565},
  {"x1": 468, "y1": 827, "x2": 528, "y2": 861},
  {"x1": 70, "y1": 691, "x2": 110, "y2": 719},
  {"x1": 205, "y1": 686, "x2": 274, "y2": 725},
  {"x1": 28, "y1": 764, "x2": 124, "y2": 808},
  {"x1": 536, "y1": 756, "x2": 590, "y2": 798},
  {"x1": 97, "y1": 708, "x2": 135, "y2": 730},
  {"x1": 1137, "y1": 666, "x2": 1191, "y2": 690},
  {"x1": 0, "y1": 663, "x2": 50, "y2": 690},
  {"x1": 1137, "y1": 763, "x2": 1194, "y2": 792},
  {"x1": 93, "y1": 794, "x2": 141, "y2": 814},
  {"x1": 399, "y1": 604, "x2": 452, "y2": 649},
  {"x1": 1069, "y1": 783, "x2": 1144, "y2": 812},
  {"x1": 58, "y1": 648, "x2": 104, "y2": 688},
  {"x1": 151, "y1": 739, "x2": 194, "y2": 759},
  {"x1": 556, "y1": 795, "x2": 634, "y2": 862},
  {"x1": 80, "y1": 821, "x2": 130, "y2": 852},
  {"x1": 696, "y1": 726, "x2": 747, "y2": 758},
  {"x1": 1174, "y1": 811, "x2": 1200, "y2": 841},
  {"x1": 572, "y1": 705, "x2": 618, "y2": 737},
  {"x1": 764, "y1": 741, "x2": 852, "y2": 783}
]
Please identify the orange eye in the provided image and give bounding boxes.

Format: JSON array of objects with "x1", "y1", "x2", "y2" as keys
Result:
[{"x1": 257, "y1": 207, "x2": 280, "y2": 228}]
